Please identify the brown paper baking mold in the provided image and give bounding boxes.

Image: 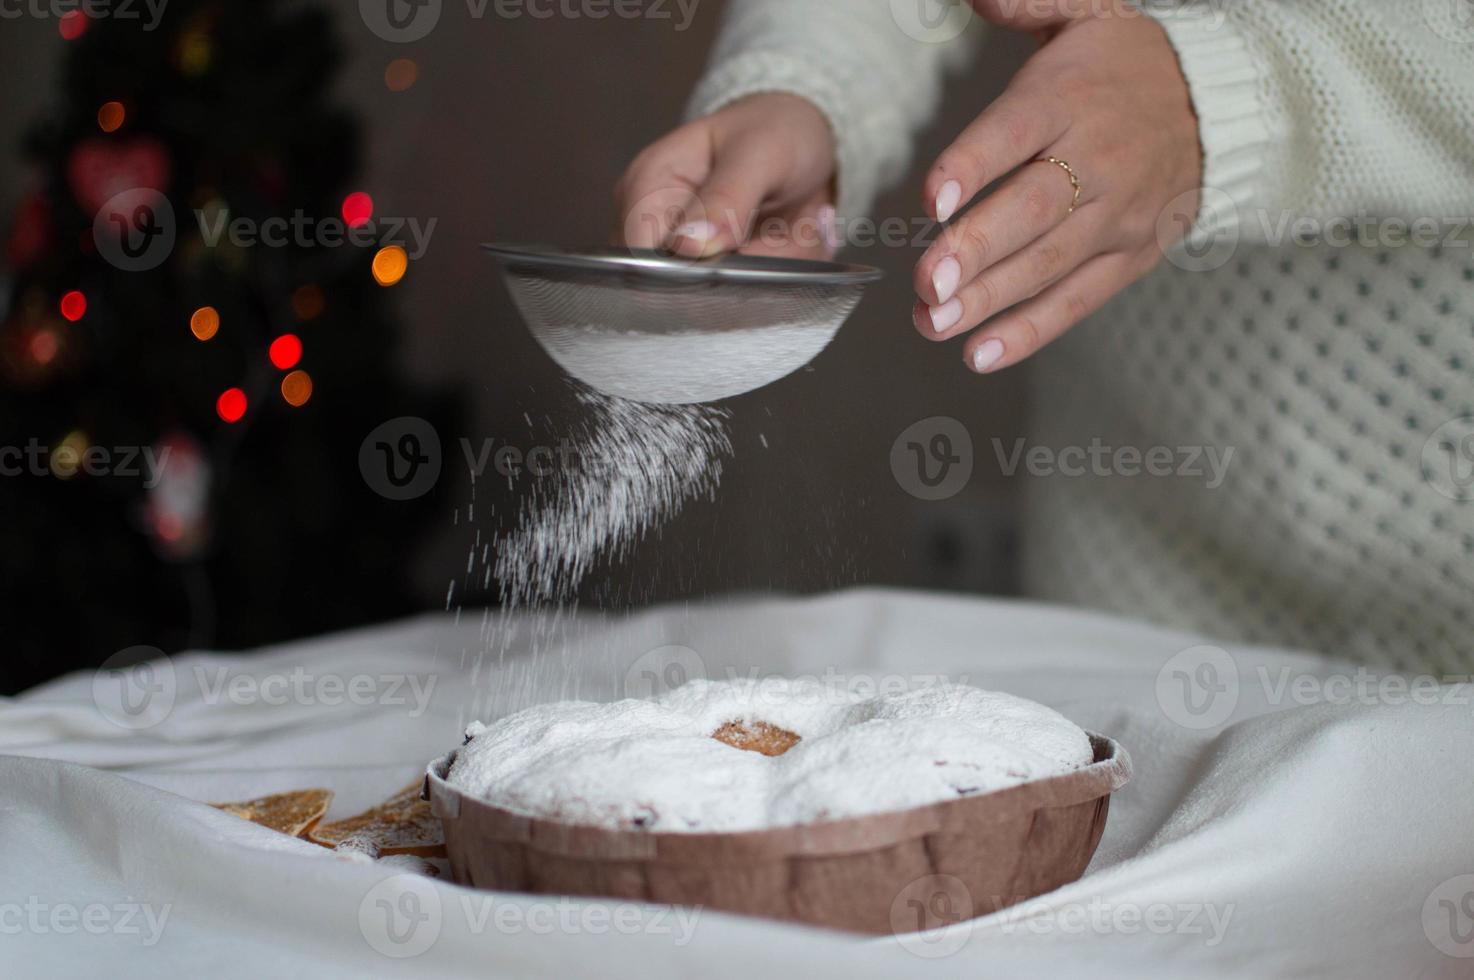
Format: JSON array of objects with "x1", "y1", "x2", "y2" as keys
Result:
[{"x1": 424, "y1": 732, "x2": 1130, "y2": 935}]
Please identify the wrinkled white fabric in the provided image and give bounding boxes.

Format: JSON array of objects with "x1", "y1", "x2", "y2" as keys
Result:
[{"x1": 4, "y1": 589, "x2": 1472, "y2": 978}]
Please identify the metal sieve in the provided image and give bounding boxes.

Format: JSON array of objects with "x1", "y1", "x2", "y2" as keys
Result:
[{"x1": 483, "y1": 243, "x2": 883, "y2": 404}]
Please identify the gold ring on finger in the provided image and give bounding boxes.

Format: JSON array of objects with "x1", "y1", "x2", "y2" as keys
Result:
[{"x1": 1037, "y1": 156, "x2": 1082, "y2": 214}]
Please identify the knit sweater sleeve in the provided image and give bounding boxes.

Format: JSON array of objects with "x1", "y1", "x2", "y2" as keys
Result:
[
  {"x1": 686, "y1": 0, "x2": 979, "y2": 222},
  {"x1": 1146, "y1": 2, "x2": 1474, "y2": 244}
]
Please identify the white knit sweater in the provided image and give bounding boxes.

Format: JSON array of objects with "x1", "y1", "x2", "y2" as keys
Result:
[{"x1": 689, "y1": 1, "x2": 1474, "y2": 672}]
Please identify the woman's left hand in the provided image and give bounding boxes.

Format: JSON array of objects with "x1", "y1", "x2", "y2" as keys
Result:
[{"x1": 912, "y1": 10, "x2": 1203, "y2": 374}]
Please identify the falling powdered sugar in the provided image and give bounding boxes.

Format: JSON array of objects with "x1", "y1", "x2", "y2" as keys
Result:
[
  {"x1": 491, "y1": 386, "x2": 732, "y2": 609},
  {"x1": 455, "y1": 387, "x2": 732, "y2": 719}
]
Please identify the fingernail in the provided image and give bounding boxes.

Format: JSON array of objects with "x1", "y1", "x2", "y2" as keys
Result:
[
  {"x1": 972, "y1": 338, "x2": 1005, "y2": 373},
  {"x1": 935, "y1": 180, "x2": 962, "y2": 223},
  {"x1": 818, "y1": 205, "x2": 841, "y2": 256},
  {"x1": 674, "y1": 220, "x2": 718, "y2": 243},
  {"x1": 928, "y1": 298, "x2": 962, "y2": 333},
  {"x1": 932, "y1": 256, "x2": 961, "y2": 304}
]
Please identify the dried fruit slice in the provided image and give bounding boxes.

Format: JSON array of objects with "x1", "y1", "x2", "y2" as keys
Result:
[
  {"x1": 711, "y1": 720, "x2": 800, "y2": 757},
  {"x1": 211, "y1": 788, "x2": 334, "y2": 837},
  {"x1": 308, "y1": 781, "x2": 445, "y2": 857}
]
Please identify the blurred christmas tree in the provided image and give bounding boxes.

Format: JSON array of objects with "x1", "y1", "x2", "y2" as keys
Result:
[{"x1": 0, "y1": 2, "x2": 461, "y2": 693}]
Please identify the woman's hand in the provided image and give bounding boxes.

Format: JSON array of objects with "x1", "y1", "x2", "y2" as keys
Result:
[
  {"x1": 913, "y1": 11, "x2": 1202, "y2": 374},
  {"x1": 615, "y1": 93, "x2": 838, "y2": 260},
  {"x1": 966, "y1": 0, "x2": 1137, "y2": 35}
]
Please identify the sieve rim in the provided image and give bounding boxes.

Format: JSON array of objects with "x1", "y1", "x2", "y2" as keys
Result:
[{"x1": 482, "y1": 243, "x2": 883, "y2": 286}]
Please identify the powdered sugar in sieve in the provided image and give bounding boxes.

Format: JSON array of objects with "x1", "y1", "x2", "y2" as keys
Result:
[{"x1": 484, "y1": 244, "x2": 882, "y2": 404}]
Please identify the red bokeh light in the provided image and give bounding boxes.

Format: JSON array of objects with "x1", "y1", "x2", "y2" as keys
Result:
[
  {"x1": 59, "y1": 290, "x2": 87, "y2": 322},
  {"x1": 268, "y1": 333, "x2": 302, "y2": 370},
  {"x1": 29, "y1": 330, "x2": 60, "y2": 366},
  {"x1": 340, "y1": 191, "x2": 373, "y2": 229},
  {"x1": 59, "y1": 11, "x2": 87, "y2": 40},
  {"x1": 216, "y1": 388, "x2": 247, "y2": 423},
  {"x1": 154, "y1": 514, "x2": 183, "y2": 542}
]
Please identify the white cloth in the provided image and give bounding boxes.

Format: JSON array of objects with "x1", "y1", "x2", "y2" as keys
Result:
[
  {"x1": 685, "y1": 2, "x2": 1474, "y2": 672},
  {"x1": 4, "y1": 590, "x2": 1472, "y2": 978}
]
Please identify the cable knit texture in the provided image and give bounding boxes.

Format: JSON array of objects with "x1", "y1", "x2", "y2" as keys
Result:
[
  {"x1": 1148, "y1": 4, "x2": 1270, "y2": 243},
  {"x1": 1027, "y1": 243, "x2": 1474, "y2": 675},
  {"x1": 689, "y1": 0, "x2": 1474, "y2": 672}
]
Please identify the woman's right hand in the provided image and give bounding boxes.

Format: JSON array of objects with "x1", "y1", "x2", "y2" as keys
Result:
[{"x1": 614, "y1": 92, "x2": 839, "y2": 260}]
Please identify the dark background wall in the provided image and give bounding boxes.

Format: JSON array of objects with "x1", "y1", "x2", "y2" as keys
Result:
[{"x1": 0, "y1": 2, "x2": 1035, "y2": 639}]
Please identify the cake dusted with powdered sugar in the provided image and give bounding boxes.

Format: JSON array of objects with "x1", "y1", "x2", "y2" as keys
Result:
[{"x1": 448, "y1": 678, "x2": 1092, "y2": 832}]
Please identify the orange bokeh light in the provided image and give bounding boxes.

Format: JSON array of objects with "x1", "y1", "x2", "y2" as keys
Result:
[
  {"x1": 97, "y1": 101, "x2": 125, "y2": 133},
  {"x1": 291, "y1": 284, "x2": 325, "y2": 321},
  {"x1": 371, "y1": 245, "x2": 408, "y2": 286},
  {"x1": 384, "y1": 58, "x2": 418, "y2": 92},
  {"x1": 190, "y1": 306, "x2": 220, "y2": 340},
  {"x1": 280, "y1": 370, "x2": 313, "y2": 407}
]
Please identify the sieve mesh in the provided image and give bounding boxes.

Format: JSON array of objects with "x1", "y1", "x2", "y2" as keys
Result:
[{"x1": 490, "y1": 248, "x2": 876, "y2": 404}]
